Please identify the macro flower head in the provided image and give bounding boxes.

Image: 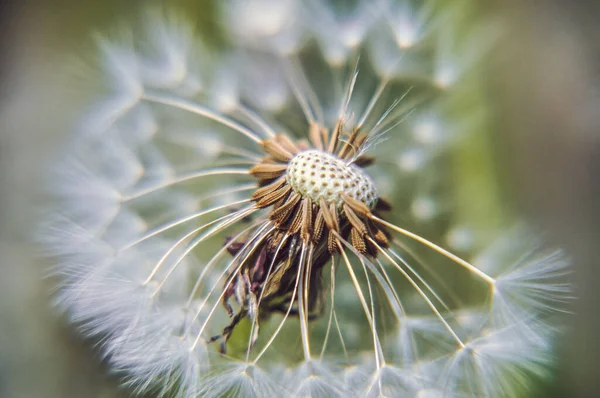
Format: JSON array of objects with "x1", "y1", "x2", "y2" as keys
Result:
[{"x1": 41, "y1": 1, "x2": 571, "y2": 397}]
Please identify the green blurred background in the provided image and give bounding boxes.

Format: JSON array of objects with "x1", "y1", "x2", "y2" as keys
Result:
[{"x1": 1, "y1": 1, "x2": 599, "y2": 397}]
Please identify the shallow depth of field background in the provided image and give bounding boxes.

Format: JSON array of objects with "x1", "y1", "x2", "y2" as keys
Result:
[{"x1": 0, "y1": 1, "x2": 599, "y2": 397}]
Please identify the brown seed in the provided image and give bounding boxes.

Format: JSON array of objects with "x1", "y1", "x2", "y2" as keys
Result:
[
  {"x1": 261, "y1": 140, "x2": 294, "y2": 162},
  {"x1": 250, "y1": 163, "x2": 288, "y2": 180}
]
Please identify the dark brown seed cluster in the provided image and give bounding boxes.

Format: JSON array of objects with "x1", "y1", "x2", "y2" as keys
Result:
[
  {"x1": 250, "y1": 122, "x2": 391, "y2": 256},
  {"x1": 212, "y1": 122, "x2": 391, "y2": 351}
]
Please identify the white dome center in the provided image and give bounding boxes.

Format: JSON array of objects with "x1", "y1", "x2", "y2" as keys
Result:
[{"x1": 286, "y1": 150, "x2": 378, "y2": 208}]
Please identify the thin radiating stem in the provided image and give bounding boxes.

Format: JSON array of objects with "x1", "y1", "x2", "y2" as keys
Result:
[
  {"x1": 197, "y1": 182, "x2": 256, "y2": 201},
  {"x1": 183, "y1": 221, "x2": 270, "y2": 338},
  {"x1": 283, "y1": 56, "x2": 324, "y2": 124},
  {"x1": 152, "y1": 208, "x2": 257, "y2": 292},
  {"x1": 234, "y1": 104, "x2": 277, "y2": 138},
  {"x1": 252, "y1": 252, "x2": 304, "y2": 364},
  {"x1": 145, "y1": 206, "x2": 256, "y2": 286},
  {"x1": 388, "y1": 247, "x2": 451, "y2": 312},
  {"x1": 333, "y1": 311, "x2": 348, "y2": 362},
  {"x1": 185, "y1": 221, "x2": 262, "y2": 309},
  {"x1": 333, "y1": 233, "x2": 421, "y2": 363},
  {"x1": 245, "y1": 233, "x2": 290, "y2": 361},
  {"x1": 374, "y1": 258, "x2": 407, "y2": 318},
  {"x1": 159, "y1": 131, "x2": 263, "y2": 162},
  {"x1": 209, "y1": 159, "x2": 258, "y2": 167},
  {"x1": 369, "y1": 238, "x2": 465, "y2": 348},
  {"x1": 191, "y1": 223, "x2": 275, "y2": 349},
  {"x1": 337, "y1": 57, "x2": 360, "y2": 123},
  {"x1": 320, "y1": 256, "x2": 337, "y2": 359},
  {"x1": 297, "y1": 243, "x2": 312, "y2": 360},
  {"x1": 334, "y1": 232, "x2": 406, "y2": 320},
  {"x1": 371, "y1": 216, "x2": 496, "y2": 287},
  {"x1": 142, "y1": 91, "x2": 263, "y2": 144},
  {"x1": 356, "y1": 77, "x2": 390, "y2": 129},
  {"x1": 123, "y1": 198, "x2": 252, "y2": 250},
  {"x1": 358, "y1": 254, "x2": 384, "y2": 373},
  {"x1": 375, "y1": 257, "x2": 421, "y2": 364},
  {"x1": 337, "y1": 240, "x2": 384, "y2": 368},
  {"x1": 218, "y1": 147, "x2": 263, "y2": 163},
  {"x1": 121, "y1": 167, "x2": 250, "y2": 202},
  {"x1": 392, "y1": 238, "x2": 465, "y2": 307}
]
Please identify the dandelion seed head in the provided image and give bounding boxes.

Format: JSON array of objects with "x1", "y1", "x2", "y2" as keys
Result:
[{"x1": 40, "y1": 2, "x2": 572, "y2": 397}]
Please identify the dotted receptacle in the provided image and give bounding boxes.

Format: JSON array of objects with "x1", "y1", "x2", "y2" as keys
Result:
[{"x1": 286, "y1": 150, "x2": 378, "y2": 208}]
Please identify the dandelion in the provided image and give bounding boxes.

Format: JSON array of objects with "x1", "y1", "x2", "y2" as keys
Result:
[{"x1": 41, "y1": 1, "x2": 571, "y2": 397}]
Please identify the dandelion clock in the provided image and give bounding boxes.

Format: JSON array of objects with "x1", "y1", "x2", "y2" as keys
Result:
[{"x1": 41, "y1": 1, "x2": 571, "y2": 397}]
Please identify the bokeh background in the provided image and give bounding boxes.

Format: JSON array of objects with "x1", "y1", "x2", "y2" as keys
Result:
[{"x1": 0, "y1": 1, "x2": 598, "y2": 397}]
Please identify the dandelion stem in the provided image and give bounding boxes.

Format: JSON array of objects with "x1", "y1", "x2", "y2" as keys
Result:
[
  {"x1": 358, "y1": 255, "x2": 383, "y2": 370},
  {"x1": 123, "y1": 198, "x2": 252, "y2": 250},
  {"x1": 369, "y1": 238, "x2": 465, "y2": 348},
  {"x1": 374, "y1": 258, "x2": 407, "y2": 317},
  {"x1": 283, "y1": 56, "x2": 324, "y2": 124},
  {"x1": 333, "y1": 311, "x2": 348, "y2": 362},
  {"x1": 374, "y1": 257, "x2": 421, "y2": 361},
  {"x1": 121, "y1": 167, "x2": 250, "y2": 202},
  {"x1": 191, "y1": 223, "x2": 275, "y2": 350},
  {"x1": 297, "y1": 243, "x2": 312, "y2": 360},
  {"x1": 145, "y1": 206, "x2": 256, "y2": 287},
  {"x1": 337, "y1": 57, "x2": 360, "y2": 123},
  {"x1": 392, "y1": 238, "x2": 465, "y2": 307},
  {"x1": 371, "y1": 215, "x2": 496, "y2": 287},
  {"x1": 337, "y1": 239, "x2": 385, "y2": 368},
  {"x1": 320, "y1": 256, "x2": 337, "y2": 359},
  {"x1": 356, "y1": 76, "x2": 390, "y2": 129},
  {"x1": 252, "y1": 249, "x2": 304, "y2": 364},
  {"x1": 186, "y1": 221, "x2": 262, "y2": 309},
  {"x1": 245, "y1": 233, "x2": 290, "y2": 362},
  {"x1": 334, "y1": 232, "x2": 408, "y2": 323},
  {"x1": 187, "y1": 222, "x2": 271, "y2": 336},
  {"x1": 388, "y1": 248, "x2": 451, "y2": 311},
  {"x1": 142, "y1": 91, "x2": 263, "y2": 144},
  {"x1": 218, "y1": 147, "x2": 263, "y2": 163},
  {"x1": 234, "y1": 104, "x2": 277, "y2": 138}
]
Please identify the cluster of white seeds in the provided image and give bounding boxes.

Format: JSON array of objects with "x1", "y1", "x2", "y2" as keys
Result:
[{"x1": 286, "y1": 150, "x2": 378, "y2": 209}]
